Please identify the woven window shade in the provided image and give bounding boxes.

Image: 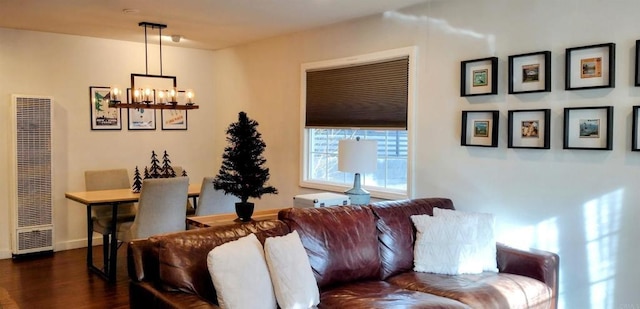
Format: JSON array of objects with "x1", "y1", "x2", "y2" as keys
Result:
[{"x1": 305, "y1": 57, "x2": 409, "y2": 129}]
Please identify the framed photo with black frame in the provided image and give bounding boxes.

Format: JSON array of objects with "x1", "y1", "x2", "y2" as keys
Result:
[
  {"x1": 563, "y1": 106, "x2": 613, "y2": 150},
  {"x1": 460, "y1": 57, "x2": 498, "y2": 97},
  {"x1": 633, "y1": 106, "x2": 640, "y2": 151},
  {"x1": 89, "y1": 86, "x2": 122, "y2": 130},
  {"x1": 127, "y1": 88, "x2": 156, "y2": 130},
  {"x1": 461, "y1": 110, "x2": 499, "y2": 147},
  {"x1": 508, "y1": 51, "x2": 551, "y2": 94},
  {"x1": 508, "y1": 109, "x2": 550, "y2": 149},
  {"x1": 565, "y1": 43, "x2": 615, "y2": 90},
  {"x1": 635, "y1": 41, "x2": 640, "y2": 86},
  {"x1": 161, "y1": 91, "x2": 188, "y2": 130}
]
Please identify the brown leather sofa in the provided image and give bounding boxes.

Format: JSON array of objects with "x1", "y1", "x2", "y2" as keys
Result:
[{"x1": 128, "y1": 198, "x2": 559, "y2": 308}]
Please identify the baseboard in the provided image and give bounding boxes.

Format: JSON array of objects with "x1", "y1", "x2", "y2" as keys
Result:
[
  {"x1": 54, "y1": 236, "x2": 105, "y2": 252},
  {"x1": 0, "y1": 249, "x2": 12, "y2": 260}
]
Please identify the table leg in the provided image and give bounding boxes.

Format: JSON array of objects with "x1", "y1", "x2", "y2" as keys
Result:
[
  {"x1": 108, "y1": 202, "x2": 119, "y2": 282},
  {"x1": 86, "y1": 206, "x2": 93, "y2": 267}
]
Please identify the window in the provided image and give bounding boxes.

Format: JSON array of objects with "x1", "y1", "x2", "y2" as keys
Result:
[{"x1": 301, "y1": 47, "x2": 415, "y2": 199}]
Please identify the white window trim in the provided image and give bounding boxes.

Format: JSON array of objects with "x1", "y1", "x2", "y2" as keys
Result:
[{"x1": 299, "y1": 46, "x2": 417, "y2": 200}]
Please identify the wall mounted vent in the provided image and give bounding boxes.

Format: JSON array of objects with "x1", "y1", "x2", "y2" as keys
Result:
[{"x1": 10, "y1": 95, "x2": 54, "y2": 256}]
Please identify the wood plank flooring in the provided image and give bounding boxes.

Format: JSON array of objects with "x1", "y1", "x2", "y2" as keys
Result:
[{"x1": 0, "y1": 246, "x2": 129, "y2": 309}]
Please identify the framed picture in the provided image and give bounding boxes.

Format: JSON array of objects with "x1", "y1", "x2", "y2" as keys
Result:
[
  {"x1": 89, "y1": 86, "x2": 121, "y2": 130},
  {"x1": 635, "y1": 41, "x2": 640, "y2": 86},
  {"x1": 460, "y1": 57, "x2": 498, "y2": 97},
  {"x1": 127, "y1": 88, "x2": 156, "y2": 130},
  {"x1": 461, "y1": 110, "x2": 499, "y2": 147},
  {"x1": 161, "y1": 90, "x2": 188, "y2": 130},
  {"x1": 633, "y1": 106, "x2": 640, "y2": 151},
  {"x1": 508, "y1": 109, "x2": 550, "y2": 149},
  {"x1": 563, "y1": 106, "x2": 613, "y2": 150},
  {"x1": 565, "y1": 43, "x2": 615, "y2": 90},
  {"x1": 508, "y1": 51, "x2": 551, "y2": 94}
]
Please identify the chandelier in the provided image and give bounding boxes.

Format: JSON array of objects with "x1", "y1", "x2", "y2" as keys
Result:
[{"x1": 109, "y1": 22, "x2": 199, "y2": 110}]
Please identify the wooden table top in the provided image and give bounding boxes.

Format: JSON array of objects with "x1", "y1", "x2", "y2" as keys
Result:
[
  {"x1": 187, "y1": 207, "x2": 288, "y2": 228},
  {"x1": 65, "y1": 183, "x2": 201, "y2": 205}
]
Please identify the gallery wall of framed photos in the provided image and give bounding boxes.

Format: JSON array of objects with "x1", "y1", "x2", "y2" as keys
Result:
[{"x1": 460, "y1": 40, "x2": 640, "y2": 152}]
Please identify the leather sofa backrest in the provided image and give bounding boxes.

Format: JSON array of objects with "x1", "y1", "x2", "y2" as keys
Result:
[
  {"x1": 369, "y1": 198, "x2": 455, "y2": 279},
  {"x1": 279, "y1": 205, "x2": 381, "y2": 288},
  {"x1": 147, "y1": 220, "x2": 289, "y2": 303}
]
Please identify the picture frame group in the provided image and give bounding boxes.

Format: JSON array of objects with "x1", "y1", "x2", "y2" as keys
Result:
[{"x1": 89, "y1": 86, "x2": 189, "y2": 131}]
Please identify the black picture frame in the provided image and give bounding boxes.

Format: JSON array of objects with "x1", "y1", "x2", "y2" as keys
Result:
[
  {"x1": 89, "y1": 86, "x2": 122, "y2": 130},
  {"x1": 635, "y1": 41, "x2": 640, "y2": 87},
  {"x1": 508, "y1": 109, "x2": 551, "y2": 149},
  {"x1": 508, "y1": 51, "x2": 551, "y2": 94},
  {"x1": 127, "y1": 88, "x2": 157, "y2": 131},
  {"x1": 563, "y1": 106, "x2": 613, "y2": 150},
  {"x1": 460, "y1": 57, "x2": 498, "y2": 97},
  {"x1": 461, "y1": 110, "x2": 499, "y2": 147},
  {"x1": 161, "y1": 91, "x2": 188, "y2": 130},
  {"x1": 565, "y1": 43, "x2": 615, "y2": 90},
  {"x1": 633, "y1": 106, "x2": 640, "y2": 151}
]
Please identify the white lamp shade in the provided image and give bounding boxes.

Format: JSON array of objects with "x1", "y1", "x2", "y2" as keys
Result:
[{"x1": 338, "y1": 139, "x2": 377, "y2": 173}]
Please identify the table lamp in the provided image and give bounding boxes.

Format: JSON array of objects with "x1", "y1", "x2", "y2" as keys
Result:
[{"x1": 338, "y1": 137, "x2": 377, "y2": 205}]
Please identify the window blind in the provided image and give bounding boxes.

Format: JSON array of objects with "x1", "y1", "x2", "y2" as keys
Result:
[{"x1": 305, "y1": 57, "x2": 409, "y2": 129}]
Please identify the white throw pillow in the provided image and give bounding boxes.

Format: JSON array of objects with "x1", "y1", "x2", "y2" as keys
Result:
[
  {"x1": 264, "y1": 230, "x2": 320, "y2": 309},
  {"x1": 411, "y1": 214, "x2": 483, "y2": 275},
  {"x1": 207, "y1": 233, "x2": 277, "y2": 309},
  {"x1": 434, "y1": 208, "x2": 498, "y2": 272}
]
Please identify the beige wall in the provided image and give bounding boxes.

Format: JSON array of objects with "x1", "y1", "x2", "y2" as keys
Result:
[
  {"x1": 0, "y1": 29, "x2": 219, "y2": 254},
  {"x1": 212, "y1": 0, "x2": 640, "y2": 307},
  {"x1": 2, "y1": 0, "x2": 640, "y2": 306}
]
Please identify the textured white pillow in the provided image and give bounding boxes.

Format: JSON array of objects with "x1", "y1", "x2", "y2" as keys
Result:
[
  {"x1": 264, "y1": 230, "x2": 320, "y2": 309},
  {"x1": 434, "y1": 208, "x2": 498, "y2": 272},
  {"x1": 411, "y1": 214, "x2": 483, "y2": 275},
  {"x1": 207, "y1": 233, "x2": 277, "y2": 309}
]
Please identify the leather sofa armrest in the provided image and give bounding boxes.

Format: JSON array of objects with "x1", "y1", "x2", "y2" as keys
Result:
[
  {"x1": 129, "y1": 281, "x2": 219, "y2": 309},
  {"x1": 497, "y1": 242, "x2": 559, "y2": 308},
  {"x1": 128, "y1": 238, "x2": 160, "y2": 282}
]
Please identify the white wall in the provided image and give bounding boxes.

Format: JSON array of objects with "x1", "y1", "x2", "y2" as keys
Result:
[
  {"x1": 0, "y1": 29, "x2": 218, "y2": 256},
  {"x1": 211, "y1": 0, "x2": 640, "y2": 307}
]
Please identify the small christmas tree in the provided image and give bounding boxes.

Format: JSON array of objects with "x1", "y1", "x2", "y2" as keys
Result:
[
  {"x1": 181, "y1": 169, "x2": 188, "y2": 177},
  {"x1": 149, "y1": 150, "x2": 162, "y2": 178},
  {"x1": 132, "y1": 166, "x2": 143, "y2": 193},
  {"x1": 160, "y1": 150, "x2": 176, "y2": 178},
  {"x1": 213, "y1": 111, "x2": 278, "y2": 204},
  {"x1": 143, "y1": 166, "x2": 150, "y2": 179}
]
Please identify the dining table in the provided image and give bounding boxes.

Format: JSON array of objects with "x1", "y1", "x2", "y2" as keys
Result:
[{"x1": 65, "y1": 183, "x2": 201, "y2": 282}]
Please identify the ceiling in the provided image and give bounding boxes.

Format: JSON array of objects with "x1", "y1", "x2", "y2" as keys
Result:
[{"x1": 0, "y1": 0, "x2": 429, "y2": 50}]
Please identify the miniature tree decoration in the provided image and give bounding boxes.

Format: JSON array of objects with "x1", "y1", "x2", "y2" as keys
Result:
[
  {"x1": 132, "y1": 166, "x2": 143, "y2": 193},
  {"x1": 143, "y1": 166, "x2": 150, "y2": 179},
  {"x1": 149, "y1": 150, "x2": 162, "y2": 178},
  {"x1": 161, "y1": 150, "x2": 176, "y2": 178},
  {"x1": 213, "y1": 111, "x2": 278, "y2": 221}
]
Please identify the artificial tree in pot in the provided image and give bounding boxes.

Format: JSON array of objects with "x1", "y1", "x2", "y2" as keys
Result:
[{"x1": 213, "y1": 111, "x2": 278, "y2": 221}]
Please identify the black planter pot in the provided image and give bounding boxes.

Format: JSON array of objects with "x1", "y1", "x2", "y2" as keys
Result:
[{"x1": 235, "y1": 202, "x2": 255, "y2": 222}]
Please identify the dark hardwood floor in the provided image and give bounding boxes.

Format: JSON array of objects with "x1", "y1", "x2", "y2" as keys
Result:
[{"x1": 0, "y1": 245, "x2": 129, "y2": 309}]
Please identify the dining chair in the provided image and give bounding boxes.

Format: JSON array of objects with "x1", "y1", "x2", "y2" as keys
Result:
[
  {"x1": 85, "y1": 169, "x2": 137, "y2": 267},
  {"x1": 195, "y1": 177, "x2": 239, "y2": 216},
  {"x1": 116, "y1": 177, "x2": 189, "y2": 242},
  {"x1": 173, "y1": 165, "x2": 196, "y2": 216}
]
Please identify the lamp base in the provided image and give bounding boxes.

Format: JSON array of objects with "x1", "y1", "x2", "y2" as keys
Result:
[{"x1": 345, "y1": 173, "x2": 371, "y2": 205}]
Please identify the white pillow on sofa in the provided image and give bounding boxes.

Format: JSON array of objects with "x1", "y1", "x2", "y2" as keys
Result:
[
  {"x1": 207, "y1": 233, "x2": 277, "y2": 309},
  {"x1": 264, "y1": 230, "x2": 320, "y2": 309},
  {"x1": 410, "y1": 214, "x2": 483, "y2": 275},
  {"x1": 434, "y1": 208, "x2": 498, "y2": 272}
]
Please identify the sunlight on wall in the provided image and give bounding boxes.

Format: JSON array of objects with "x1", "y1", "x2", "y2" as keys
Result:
[
  {"x1": 583, "y1": 189, "x2": 622, "y2": 309},
  {"x1": 383, "y1": 10, "x2": 496, "y2": 54}
]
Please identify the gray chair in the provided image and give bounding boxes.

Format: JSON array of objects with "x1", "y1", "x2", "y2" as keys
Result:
[
  {"x1": 84, "y1": 169, "x2": 137, "y2": 269},
  {"x1": 116, "y1": 177, "x2": 189, "y2": 241},
  {"x1": 173, "y1": 165, "x2": 196, "y2": 216},
  {"x1": 195, "y1": 177, "x2": 239, "y2": 216}
]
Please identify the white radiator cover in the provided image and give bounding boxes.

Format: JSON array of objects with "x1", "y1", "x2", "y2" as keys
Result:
[{"x1": 10, "y1": 95, "x2": 54, "y2": 255}]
